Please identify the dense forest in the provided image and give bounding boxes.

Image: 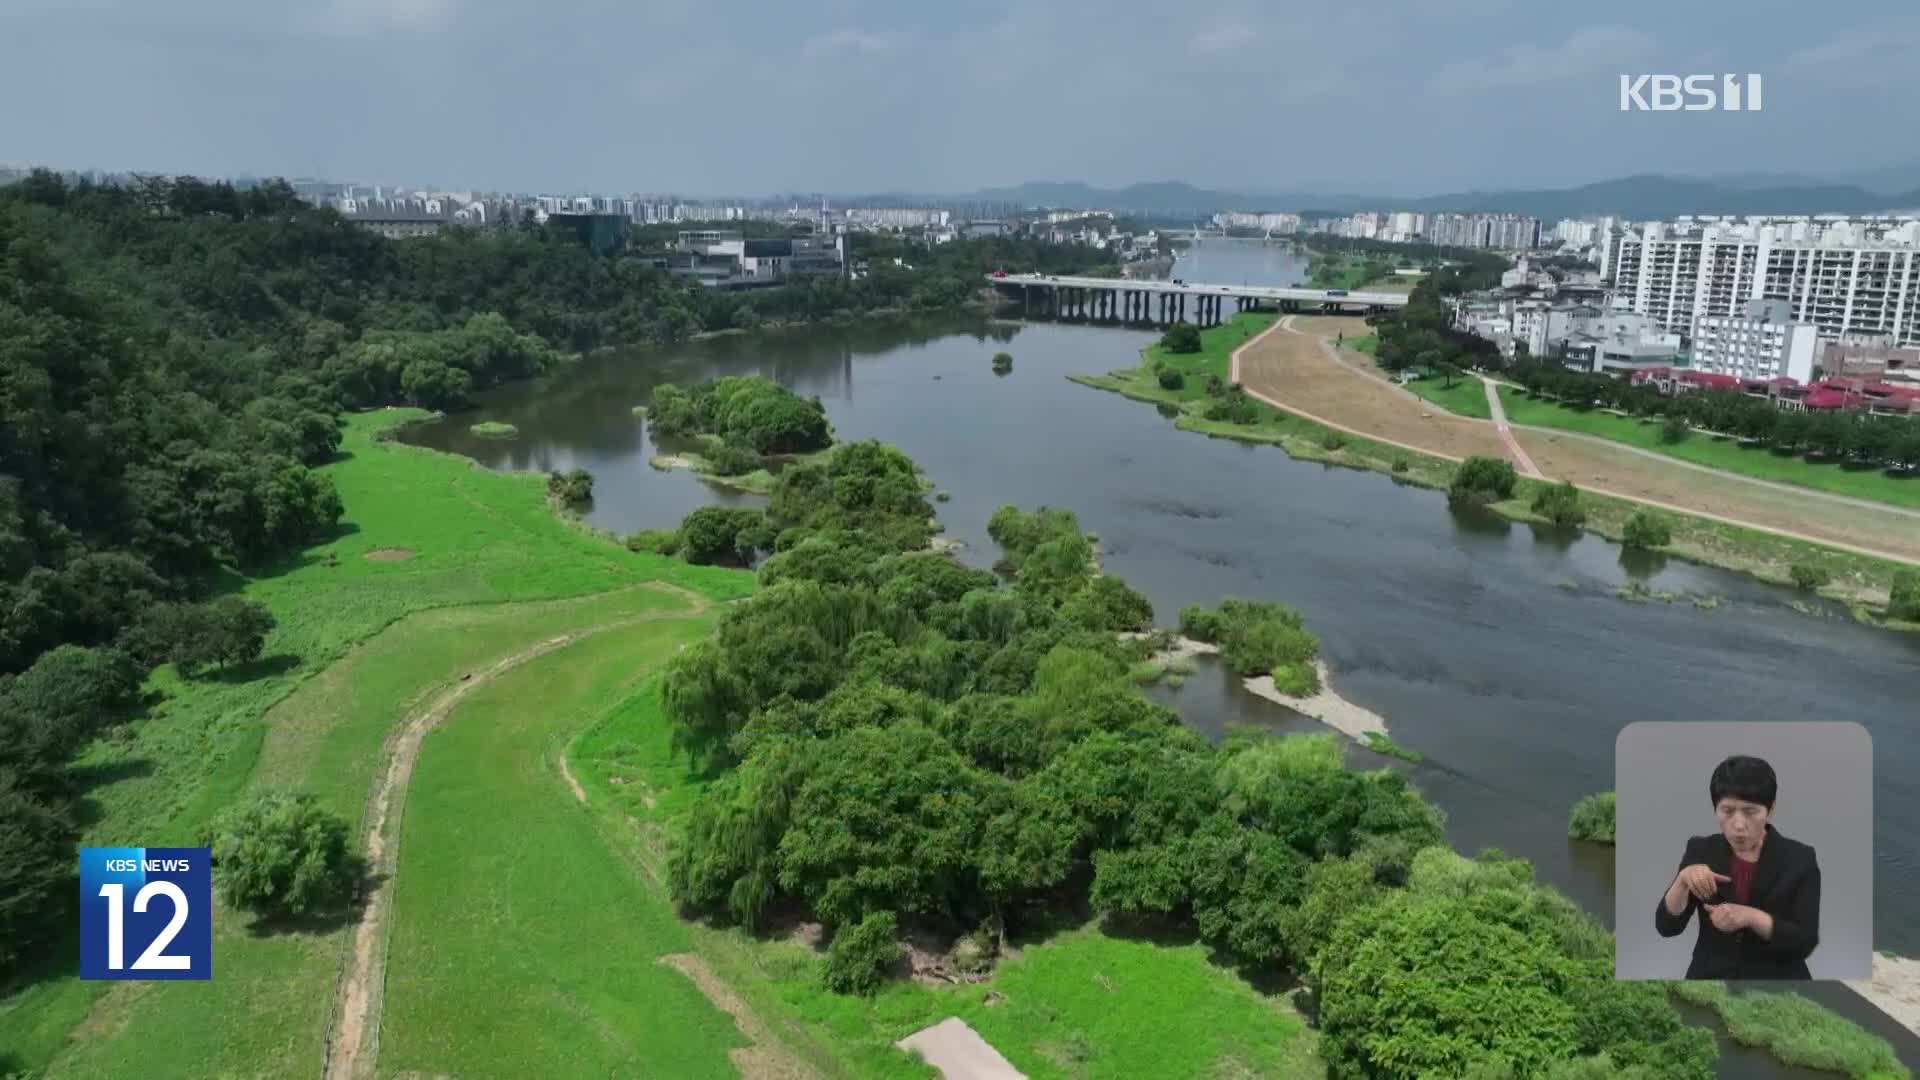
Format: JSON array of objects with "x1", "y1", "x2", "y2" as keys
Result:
[
  {"x1": 0, "y1": 170, "x2": 1114, "y2": 971},
  {"x1": 647, "y1": 444, "x2": 1720, "y2": 1078}
]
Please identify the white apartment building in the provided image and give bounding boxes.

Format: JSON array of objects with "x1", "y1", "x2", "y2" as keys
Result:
[
  {"x1": 847, "y1": 207, "x2": 952, "y2": 229},
  {"x1": 1607, "y1": 217, "x2": 1920, "y2": 348},
  {"x1": 1213, "y1": 211, "x2": 1301, "y2": 233},
  {"x1": 1422, "y1": 212, "x2": 1543, "y2": 250},
  {"x1": 1691, "y1": 299, "x2": 1820, "y2": 383}
]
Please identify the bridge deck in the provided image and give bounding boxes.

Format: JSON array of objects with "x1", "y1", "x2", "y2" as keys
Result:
[{"x1": 988, "y1": 273, "x2": 1409, "y2": 307}]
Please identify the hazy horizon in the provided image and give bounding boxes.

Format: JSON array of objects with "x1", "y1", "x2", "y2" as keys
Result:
[{"x1": 4, "y1": 0, "x2": 1916, "y2": 197}]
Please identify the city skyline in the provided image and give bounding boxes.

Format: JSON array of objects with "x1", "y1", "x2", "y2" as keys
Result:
[{"x1": 3, "y1": 1, "x2": 1917, "y2": 196}]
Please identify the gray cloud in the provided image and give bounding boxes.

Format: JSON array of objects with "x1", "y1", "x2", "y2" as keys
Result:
[
  {"x1": 1435, "y1": 25, "x2": 1653, "y2": 91},
  {"x1": 1, "y1": 0, "x2": 1913, "y2": 196}
]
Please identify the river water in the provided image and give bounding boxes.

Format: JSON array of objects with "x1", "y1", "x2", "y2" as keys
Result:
[{"x1": 407, "y1": 239, "x2": 1920, "y2": 1069}]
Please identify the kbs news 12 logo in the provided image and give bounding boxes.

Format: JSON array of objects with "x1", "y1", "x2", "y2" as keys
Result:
[
  {"x1": 1619, "y1": 74, "x2": 1763, "y2": 112},
  {"x1": 79, "y1": 847, "x2": 212, "y2": 980}
]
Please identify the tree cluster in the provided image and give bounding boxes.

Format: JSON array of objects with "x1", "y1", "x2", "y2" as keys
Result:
[
  {"x1": 1179, "y1": 599, "x2": 1319, "y2": 693},
  {"x1": 648, "y1": 376, "x2": 832, "y2": 455},
  {"x1": 648, "y1": 439, "x2": 1717, "y2": 1074},
  {"x1": 1509, "y1": 363, "x2": 1920, "y2": 472}
]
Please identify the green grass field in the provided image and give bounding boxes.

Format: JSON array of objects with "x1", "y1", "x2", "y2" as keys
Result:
[
  {"x1": 573, "y1": 680, "x2": 1323, "y2": 1079},
  {"x1": 1499, "y1": 388, "x2": 1920, "y2": 510},
  {"x1": 379, "y1": 619, "x2": 747, "y2": 1078},
  {"x1": 1401, "y1": 374, "x2": 1493, "y2": 419},
  {"x1": 2, "y1": 409, "x2": 750, "y2": 1078},
  {"x1": 1127, "y1": 310, "x2": 1277, "y2": 400}
]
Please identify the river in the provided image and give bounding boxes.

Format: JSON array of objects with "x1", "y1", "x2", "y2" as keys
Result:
[{"x1": 406, "y1": 239, "x2": 1920, "y2": 1070}]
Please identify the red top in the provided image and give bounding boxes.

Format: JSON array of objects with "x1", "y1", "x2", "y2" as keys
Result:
[{"x1": 1729, "y1": 855, "x2": 1758, "y2": 905}]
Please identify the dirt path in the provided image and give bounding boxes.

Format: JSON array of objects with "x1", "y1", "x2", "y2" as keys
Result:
[
  {"x1": 1234, "y1": 317, "x2": 1920, "y2": 567},
  {"x1": 660, "y1": 954, "x2": 820, "y2": 1080},
  {"x1": 1483, "y1": 377, "x2": 1543, "y2": 479},
  {"x1": 321, "y1": 584, "x2": 709, "y2": 1080}
]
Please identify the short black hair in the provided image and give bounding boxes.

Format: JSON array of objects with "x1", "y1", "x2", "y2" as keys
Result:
[{"x1": 1710, "y1": 755, "x2": 1777, "y2": 810}]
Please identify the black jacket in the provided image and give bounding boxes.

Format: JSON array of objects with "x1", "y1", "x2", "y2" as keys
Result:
[{"x1": 1654, "y1": 824, "x2": 1819, "y2": 979}]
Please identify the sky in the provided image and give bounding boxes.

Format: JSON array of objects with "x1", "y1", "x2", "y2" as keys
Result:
[{"x1": 3, "y1": 0, "x2": 1918, "y2": 198}]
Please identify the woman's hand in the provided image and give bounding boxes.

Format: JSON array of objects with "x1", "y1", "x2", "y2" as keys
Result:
[
  {"x1": 1677, "y1": 863, "x2": 1731, "y2": 901},
  {"x1": 1708, "y1": 903, "x2": 1775, "y2": 939}
]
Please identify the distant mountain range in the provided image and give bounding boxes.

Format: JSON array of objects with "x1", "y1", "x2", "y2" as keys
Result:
[{"x1": 904, "y1": 171, "x2": 1920, "y2": 221}]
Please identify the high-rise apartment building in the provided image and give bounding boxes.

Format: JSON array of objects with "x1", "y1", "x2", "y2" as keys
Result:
[{"x1": 1606, "y1": 218, "x2": 1920, "y2": 347}]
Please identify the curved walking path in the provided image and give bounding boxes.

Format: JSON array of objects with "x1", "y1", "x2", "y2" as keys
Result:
[
  {"x1": 1232, "y1": 318, "x2": 1920, "y2": 569},
  {"x1": 321, "y1": 584, "x2": 710, "y2": 1080}
]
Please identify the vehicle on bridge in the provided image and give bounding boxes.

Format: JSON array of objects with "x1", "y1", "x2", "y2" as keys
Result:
[
  {"x1": 1326, "y1": 289, "x2": 1349, "y2": 297},
  {"x1": 991, "y1": 270, "x2": 1007, "y2": 278}
]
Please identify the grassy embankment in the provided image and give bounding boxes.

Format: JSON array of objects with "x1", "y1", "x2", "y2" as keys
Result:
[
  {"x1": 571, "y1": 680, "x2": 1325, "y2": 1079},
  {"x1": 1072, "y1": 315, "x2": 1919, "y2": 621},
  {"x1": 0, "y1": 409, "x2": 750, "y2": 1078},
  {"x1": 1671, "y1": 982, "x2": 1909, "y2": 1080},
  {"x1": 1496, "y1": 386, "x2": 1920, "y2": 511}
]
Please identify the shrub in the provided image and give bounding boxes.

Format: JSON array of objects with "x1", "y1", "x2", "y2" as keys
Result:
[
  {"x1": 1448, "y1": 456, "x2": 1518, "y2": 506},
  {"x1": 469, "y1": 421, "x2": 518, "y2": 439},
  {"x1": 1160, "y1": 322, "x2": 1202, "y2": 354},
  {"x1": 1660, "y1": 415, "x2": 1688, "y2": 444},
  {"x1": 1530, "y1": 480, "x2": 1586, "y2": 527},
  {"x1": 547, "y1": 467, "x2": 594, "y2": 506},
  {"x1": 1222, "y1": 617, "x2": 1319, "y2": 679},
  {"x1": 1391, "y1": 454, "x2": 1410, "y2": 474},
  {"x1": 991, "y1": 352, "x2": 1013, "y2": 374},
  {"x1": 1320, "y1": 431, "x2": 1346, "y2": 451},
  {"x1": 824, "y1": 910, "x2": 900, "y2": 995},
  {"x1": 202, "y1": 792, "x2": 363, "y2": 916},
  {"x1": 1788, "y1": 563, "x2": 1830, "y2": 591},
  {"x1": 1202, "y1": 388, "x2": 1262, "y2": 425},
  {"x1": 1204, "y1": 374, "x2": 1226, "y2": 395},
  {"x1": 625, "y1": 529, "x2": 681, "y2": 556},
  {"x1": 701, "y1": 439, "x2": 761, "y2": 477},
  {"x1": 1621, "y1": 509, "x2": 1672, "y2": 550},
  {"x1": 1179, "y1": 603, "x2": 1227, "y2": 643},
  {"x1": 1891, "y1": 570, "x2": 1920, "y2": 621},
  {"x1": 1568, "y1": 792, "x2": 1615, "y2": 844},
  {"x1": 1156, "y1": 367, "x2": 1185, "y2": 391}
]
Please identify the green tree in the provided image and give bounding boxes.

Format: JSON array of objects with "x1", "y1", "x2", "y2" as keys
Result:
[
  {"x1": 1789, "y1": 563, "x2": 1830, "y2": 591},
  {"x1": 546, "y1": 467, "x2": 594, "y2": 506},
  {"x1": 1621, "y1": 509, "x2": 1672, "y2": 550},
  {"x1": 1316, "y1": 890, "x2": 1585, "y2": 1077},
  {"x1": 1156, "y1": 367, "x2": 1185, "y2": 390},
  {"x1": 1531, "y1": 480, "x2": 1586, "y2": 526},
  {"x1": 1159, "y1": 322, "x2": 1202, "y2": 354},
  {"x1": 202, "y1": 791, "x2": 364, "y2": 916},
  {"x1": 1568, "y1": 792, "x2": 1615, "y2": 843},
  {"x1": 1891, "y1": 570, "x2": 1920, "y2": 621},
  {"x1": 824, "y1": 910, "x2": 901, "y2": 995},
  {"x1": 1449, "y1": 456, "x2": 1518, "y2": 507}
]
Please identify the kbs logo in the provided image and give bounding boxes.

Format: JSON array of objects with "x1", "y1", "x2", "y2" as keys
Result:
[
  {"x1": 80, "y1": 847, "x2": 212, "y2": 980},
  {"x1": 1620, "y1": 74, "x2": 1763, "y2": 112}
]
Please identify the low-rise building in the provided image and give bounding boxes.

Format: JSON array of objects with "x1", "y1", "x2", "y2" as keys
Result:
[
  {"x1": 1819, "y1": 332, "x2": 1920, "y2": 384},
  {"x1": 1690, "y1": 299, "x2": 1819, "y2": 384}
]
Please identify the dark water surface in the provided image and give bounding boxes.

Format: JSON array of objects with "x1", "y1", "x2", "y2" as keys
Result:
[{"x1": 407, "y1": 240, "x2": 1920, "y2": 1069}]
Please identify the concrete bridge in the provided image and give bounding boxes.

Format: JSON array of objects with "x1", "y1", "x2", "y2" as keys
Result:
[{"x1": 987, "y1": 273, "x2": 1408, "y2": 327}]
